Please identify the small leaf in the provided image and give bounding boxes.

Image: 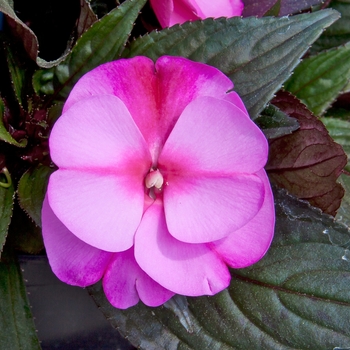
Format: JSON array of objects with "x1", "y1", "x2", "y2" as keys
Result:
[
  {"x1": 123, "y1": 10, "x2": 340, "y2": 118},
  {"x1": 255, "y1": 104, "x2": 299, "y2": 139},
  {"x1": 263, "y1": 0, "x2": 281, "y2": 17},
  {"x1": 242, "y1": 0, "x2": 325, "y2": 17},
  {"x1": 0, "y1": 98, "x2": 27, "y2": 147},
  {"x1": 285, "y1": 42, "x2": 350, "y2": 116},
  {"x1": 17, "y1": 165, "x2": 53, "y2": 227},
  {"x1": 0, "y1": 173, "x2": 14, "y2": 256},
  {"x1": 267, "y1": 91, "x2": 347, "y2": 215},
  {"x1": 76, "y1": 0, "x2": 98, "y2": 38},
  {"x1": 33, "y1": 0, "x2": 147, "y2": 99},
  {"x1": 0, "y1": 248, "x2": 41, "y2": 350},
  {"x1": 310, "y1": 0, "x2": 350, "y2": 53},
  {"x1": 88, "y1": 187, "x2": 350, "y2": 350}
]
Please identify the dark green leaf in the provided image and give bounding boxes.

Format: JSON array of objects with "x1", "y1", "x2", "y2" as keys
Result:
[
  {"x1": 4, "y1": 43, "x2": 26, "y2": 106},
  {"x1": 0, "y1": 98, "x2": 27, "y2": 147},
  {"x1": 123, "y1": 10, "x2": 339, "y2": 119},
  {"x1": 17, "y1": 165, "x2": 53, "y2": 227},
  {"x1": 255, "y1": 104, "x2": 299, "y2": 138},
  {"x1": 0, "y1": 248, "x2": 40, "y2": 350},
  {"x1": 321, "y1": 117, "x2": 350, "y2": 170},
  {"x1": 33, "y1": 0, "x2": 147, "y2": 99},
  {"x1": 285, "y1": 42, "x2": 350, "y2": 116},
  {"x1": 89, "y1": 187, "x2": 350, "y2": 350},
  {"x1": 335, "y1": 173, "x2": 350, "y2": 228},
  {"x1": 310, "y1": 0, "x2": 350, "y2": 53},
  {"x1": 0, "y1": 174, "x2": 14, "y2": 256},
  {"x1": 243, "y1": 0, "x2": 325, "y2": 17}
]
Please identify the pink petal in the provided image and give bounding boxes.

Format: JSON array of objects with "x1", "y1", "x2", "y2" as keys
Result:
[
  {"x1": 134, "y1": 201, "x2": 231, "y2": 296},
  {"x1": 149, "y1": 0, "x2": 173, "y2": 27},
  {"x1": 50, "y1": 95, "x2": 151, "y2": 171},
  {"x1": 210, "y1": 170, "x2": 275, "y2": 268},
  {"x1": 103, "y1": 248, "x2": 174, "y2": 309},
  {"x1": 159, "y1": 96, "x2": 268, "y2": 175},
  {"x1": 168, "y1": 0, "x2": 199, "y2": 26},
  {"x1": 191, "y1": 0, "x2": 244, "y2": 18},
  {"x1": 163, "y1": 173, "x2": 264, "y2": 243},
  {"x1": 48, "y1": 169, "x2": 144, "y2": 252},
  {"x1": 62, "y1": 56, "x2": 236, "y2": 161},
  {"x1": 41, "y1": 196, "x2": 112, "y2": 286}
]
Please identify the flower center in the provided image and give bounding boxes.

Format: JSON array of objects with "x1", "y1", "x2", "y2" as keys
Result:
[{"x1": 145, "y1": 169, "x2": 164, "y2": 199}]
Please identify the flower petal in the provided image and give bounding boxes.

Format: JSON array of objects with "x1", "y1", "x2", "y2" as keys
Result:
[
  {"x1": 41, "y1": 196, "x2": 112, "y2": 286},
  {"x1": 163, "y1": 173, "x2": 264, "y2": 243},
  {"x1": 210, "y1": 170, "x2": 275, "y2": 268},
  {"x1": 134, "y1": 201, "x2": 231, "y2": 296},
  {"x1": 50, "y1": 95, "x2": 151, "y2": 171},
  {"x1": 191, "y1": 0, "x2": 244, "y2": 18},
  {"x1": 48, "y1": 169, "x2": 144, "y2": 252},
  {"x1": 159, "y1": 96, "x2": 268, "y2": 175},
  {"x1": 62, "y1": 56, "x2": 236, "y2": 161},
  {"x1": 103, "y1": 248, "x2": 174, "y2": 309}
]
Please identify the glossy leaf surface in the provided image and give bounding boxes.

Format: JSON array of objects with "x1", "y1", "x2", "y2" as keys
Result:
[
  {"x1": 285, "y1": 42, "x2": 350, "y2": 116},
  {"x1": 123, "y1": 10, "x2": 339, "y2": 118}
]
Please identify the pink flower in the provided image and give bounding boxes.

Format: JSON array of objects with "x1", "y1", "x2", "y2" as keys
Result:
[
  {"x1": 150, "y1": 0, "x2": 244, "y2": 28},
  {"x1": 42, "y1": 56, "x2": 274, "y2": 309}
]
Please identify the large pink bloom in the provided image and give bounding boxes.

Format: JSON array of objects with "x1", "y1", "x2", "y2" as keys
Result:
[
  {"x1": 150, "y1": 0, "x2": 244, "y2": 28},
  {"x1": 42, "y1": 56, "x2": 274, "y2": 309}
]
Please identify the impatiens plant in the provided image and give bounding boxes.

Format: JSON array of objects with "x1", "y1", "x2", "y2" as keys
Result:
[
  {"x1": 150, "y1": 0, "x2": 244, "y2": 27},
  {"x1": 0, "y1": 0, "x2": 350, "y2": 348},
  {"x1": 42, "y1": 56, "x2": 274, "y2": 308}
]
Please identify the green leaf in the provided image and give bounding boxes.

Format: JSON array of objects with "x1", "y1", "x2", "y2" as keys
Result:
[
  {"x1": 310, "y1": 0, "x2": 350, "y2": 53},
  {"x1": 123, "y1": 10, "x2": 339, "y2": 119},
  {"x1": 89, "y1": 187, "x2": 350, "y2": 349},
  {"x1": 0, "y1": 98, "x2": 27, "y2": 147},
  {"x1": 33, "y1": 0, "x2": 147, "y2": 99},
  {"x1": 285, "y1": 42, "x2": 350, "y2": 116},
  {"x1": 263, "y1": 0, "x2": 281, "y2": 17},
  {"x1": 0, "y1": 174, "x2": 14, "y2": 256},
  {"x1": 335, "y1": 173, "x2": 350, "y2": 228},
  {"x1": 321, "y1": 117, "x2": 350, "y2": 170},
  {"x1": 255, "y1": 104, "x2": 299, "y2": 139},
  {"x1": 4, "y1": 43, "x2": 26, "y2": 107},
  {"x1": 0, "y1": 248, "x2": 40, "y2": 350},
  {"x1": 17, "y1": 165, "x2": 53, "y2": 227}
]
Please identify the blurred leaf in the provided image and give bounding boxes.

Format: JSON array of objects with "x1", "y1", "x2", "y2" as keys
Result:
[
  {"x1": 267, "y1": 91, "x2": 347, "y2": 215},
  {"x1": 0, "y1": 98, "x2": 27, "y2": 147},
  {"x1": 263, "y1": 0, "x2": 281, "y2": 16},
  {"x1": 0, "y1": 177, "x2": 14, "y2": 257},
  {"x1": 255, "y1": 104, "x2": 299, "y2": 138},
  {"x1": 123, "y1": 10, "x2": 339, "y2": 119},
  {"x1": 310, "y1": 0, "x2": 350, "y2": 53},
  {"x1": 0, "y1": 248, "x2": 40, "y2": 350},
  {"x1": 285, "y1": 42, "x2": 350, "y2": 116},
  {"x1": 242, "y1": 0, "x2": 325, "y2": 17},
  {"x1": 335, "y1": 173, "x2": 350, "y2": 227},
  {"x1": 17, "y1": 165, "x2": 53, "y2": 227},
  {"x1": 6, "y1": 204, "x2": 44, "y2": 255},
  {"x1": 89, "y1": 187, "x2": 350, "y2": 350},
  {"x1": 321, "y1": 117, "x2": 350, "y2": 170},
  {"x1": 33, "y1": 0, "x2": 147, "y2": 99},
  {"x1": 0, "y1": 0, "x2": 73, "y2": 68}
]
